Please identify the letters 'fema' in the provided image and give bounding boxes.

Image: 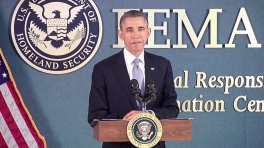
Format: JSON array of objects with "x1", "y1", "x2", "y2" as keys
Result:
[{"x1": 113, "y1": 8, "x2": 261, "y2": 49}]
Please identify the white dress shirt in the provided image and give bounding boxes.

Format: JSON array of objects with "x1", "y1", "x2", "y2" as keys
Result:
[
  {"x1": 123, "y1": 48, "x2": 145, "y2": 84},
  {"x1": 123, "y1": 48, "x2": 155, "y2": 116}
]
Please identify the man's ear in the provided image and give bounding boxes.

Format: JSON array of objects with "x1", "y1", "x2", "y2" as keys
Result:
[
  {"x1": 147, "y1": 28, "x2": 151, "y2": 38},
  {"x1": 118, "y1": 30, "x2": 123, "y2": 40}
]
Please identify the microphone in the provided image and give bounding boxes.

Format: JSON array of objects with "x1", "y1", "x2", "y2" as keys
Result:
[
  {"x1": 130, "y1": 79, "x2": 142, "y2": 104},
  {"x1": 147, "y1": 79, "x2": 157, "y2": 103}
]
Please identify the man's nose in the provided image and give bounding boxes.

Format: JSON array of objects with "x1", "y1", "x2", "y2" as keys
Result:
[{"x1": 132, "y1": 30, "x2": 140, "y2": 38}]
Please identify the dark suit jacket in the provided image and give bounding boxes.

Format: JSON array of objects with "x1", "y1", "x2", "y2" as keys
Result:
[{"x1": 88, "y1": 50, "x2": 179, "y2": 148}]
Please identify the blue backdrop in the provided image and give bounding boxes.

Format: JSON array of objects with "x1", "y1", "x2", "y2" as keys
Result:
[{"x1": 0, "y1": 0, "x2": 263, "y2": 148}]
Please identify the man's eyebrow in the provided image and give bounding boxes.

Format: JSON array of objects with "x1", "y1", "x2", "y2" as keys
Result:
[
  {"x1": 125, "y1": 27, "x2": 133, "y2": 30},
  {"x1": 138, "y1": 26, "x2": 145, "y2": 29}
]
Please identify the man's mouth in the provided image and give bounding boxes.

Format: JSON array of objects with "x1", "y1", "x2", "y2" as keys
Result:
[{"x1": 131, "y1": 41, "x2": 142, "y2": 44}]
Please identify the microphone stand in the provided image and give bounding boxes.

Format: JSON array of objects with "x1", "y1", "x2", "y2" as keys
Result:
[
  {"x1": 141, "y1": 95, "x2": 146, "y2": 113},
  {"x1": 141, "y1": 86, "x2": 156, "y2": 113},
  {"x1": 131, "y1": 79, "x2": 156, "y2": 114}
]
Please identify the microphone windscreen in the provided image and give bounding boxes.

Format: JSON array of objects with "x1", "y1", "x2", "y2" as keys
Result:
[
  {"x1": 147, "y1": 79, "x2": 154, "y2": 85},
  {"x1": 131, "y1": 79, "x2": 138, "y2": 85}
]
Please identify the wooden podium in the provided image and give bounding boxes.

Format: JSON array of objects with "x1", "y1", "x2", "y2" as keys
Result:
[{"x1": 92, "y1": 119, "x2": 192, "y2": 142}]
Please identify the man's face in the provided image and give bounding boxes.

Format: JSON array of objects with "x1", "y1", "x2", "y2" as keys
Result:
[{"x1": 118, "y1": 16, "x2": 151, "y2": 56}]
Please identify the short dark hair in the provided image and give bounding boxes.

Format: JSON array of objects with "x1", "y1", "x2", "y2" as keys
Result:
[{"x1": 119, "y1": 10, "x2": 148, "y2": 30}]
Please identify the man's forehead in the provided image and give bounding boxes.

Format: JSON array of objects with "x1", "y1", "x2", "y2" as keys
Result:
[{"x1": 120, "y1": 16, "x2": 148, "y2": 30}]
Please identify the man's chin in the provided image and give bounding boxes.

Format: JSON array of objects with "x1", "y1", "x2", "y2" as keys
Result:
[{"x1": 131, "y1": 45, "x2": 144, "y2": 51}]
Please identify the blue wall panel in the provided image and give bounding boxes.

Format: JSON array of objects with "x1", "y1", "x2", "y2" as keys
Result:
[{"x1": 0, "y1": 0, "x2": 263, "y2": 147}]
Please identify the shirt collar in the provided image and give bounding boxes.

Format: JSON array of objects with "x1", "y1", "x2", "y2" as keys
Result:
[{"x1": 123, "y1": 48, "x2": 145, "y2": 65}]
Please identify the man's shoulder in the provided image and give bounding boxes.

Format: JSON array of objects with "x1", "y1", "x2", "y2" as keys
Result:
[
  {"x1": 95, "y1": 51, "x2": 122, "y2": 67},
  {"x1": 145, "y1": 51, "x2": 169, "y2": 63}
]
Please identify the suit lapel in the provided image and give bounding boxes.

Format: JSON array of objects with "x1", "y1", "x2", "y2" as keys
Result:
[
  {"x1": 144, "y1": 52, "x2": 155, "y2": 87},
  {"x1": 112, "y1": 51, "x2": 138, "y2": 110}
]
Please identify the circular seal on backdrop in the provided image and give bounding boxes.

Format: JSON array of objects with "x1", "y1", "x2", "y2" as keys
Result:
[
  {"x1": 11, "y1": 0, "x2": 102, "y2": 74},
  {"x1": 127, "y1": 113, "x2": 162, "y2": 148}
]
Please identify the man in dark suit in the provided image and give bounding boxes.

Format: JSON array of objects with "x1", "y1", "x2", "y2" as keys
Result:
[{"x1": 88, "y1": 10, "x2": 179, "y2": 148}]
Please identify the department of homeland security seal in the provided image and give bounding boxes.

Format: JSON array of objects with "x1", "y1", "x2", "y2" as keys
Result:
[
  {"x1": 127, "y1": 113, "x2": 162, "y2": 148},
  {"x1": 11, "y1": 0, "x2": 102, "y2": 74}
]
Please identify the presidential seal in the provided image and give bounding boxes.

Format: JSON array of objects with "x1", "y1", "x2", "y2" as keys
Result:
[
  {"x1": 127, "y1": 113, "x2": 162, "y2": 148},
  {"x1": 11, "y1": 0, "x2": 102, "y2": 74}
]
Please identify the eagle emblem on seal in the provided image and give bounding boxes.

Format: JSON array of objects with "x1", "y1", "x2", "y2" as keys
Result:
[
  {"x1": 28, "y1": 1, "x2": 86, "y2": 49},
  {"x1": 136, "y1": 121, "x2": 154, "y2": 140},
  {"x1": 11, "y1": 0, "x2": 102, "y2": 74}
]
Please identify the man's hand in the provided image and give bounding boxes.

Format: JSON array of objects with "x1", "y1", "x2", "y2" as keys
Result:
[
  {"x1": 123, "y1": 110, "x2": 142, "y2": 121},
  {"x1": 123, "y1": 110, "x2": 152, "y2": 121}
]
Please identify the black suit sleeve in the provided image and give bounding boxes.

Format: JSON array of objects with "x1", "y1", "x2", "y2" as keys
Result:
[
  {"x1": 151, "y1": 60, "x2": 179, "y2": 119},
  {"x1": 88, "y1": 63, "x2": 118, "y2": 125}
]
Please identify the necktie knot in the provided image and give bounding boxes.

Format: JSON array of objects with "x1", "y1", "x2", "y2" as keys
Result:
[{"x1": 133, "y1": 58, "x2": 140, "y2": 66}]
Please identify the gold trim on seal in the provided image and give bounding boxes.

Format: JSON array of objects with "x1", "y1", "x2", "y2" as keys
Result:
[{"x1": 127, "y1": 113, "x2": 162, "y2": 148}]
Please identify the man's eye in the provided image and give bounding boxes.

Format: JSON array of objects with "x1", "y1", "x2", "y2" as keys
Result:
[{"x1": 139, "y1": 28, "x2": 144, "y2": 31}]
